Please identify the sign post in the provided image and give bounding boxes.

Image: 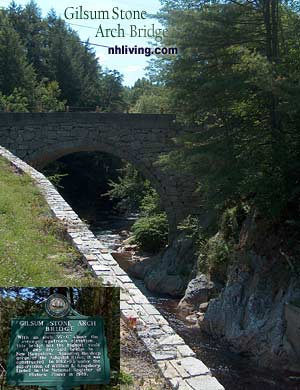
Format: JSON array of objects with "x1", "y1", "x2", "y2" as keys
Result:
[{"x1": 6, "y1": 294, "x2": 110, "y2": 389}]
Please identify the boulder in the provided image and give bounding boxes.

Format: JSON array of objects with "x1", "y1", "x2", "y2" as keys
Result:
[
  {"x1": 202, "y1": 250, "x2": 300, "y2": 372},
  {"x1": 145, "y1": 274, "x2": 186, "y2": 297},
  {"x1": 128, "y1": 233, "x2": 198, "y2": 297},
  {"x1": 128, "y1": 256, "x2": 158, "y2": 279},
  {"x1": 111, "y1": 252, "x2": 133, "y2": 272},
  {"x1": 199, "y1": 302, "x2": 209, "y2": 312},
  {"x1": 178, "y1": 274, "x2": 214, "y2": 311}
]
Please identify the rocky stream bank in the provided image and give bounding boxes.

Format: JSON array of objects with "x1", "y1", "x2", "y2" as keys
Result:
[
  {"x1": 92, "y1": 213, "x2": 300, "y2": 389},
  {"x1": 128, "y1": 214, "x2": 300, "y2": 377}
]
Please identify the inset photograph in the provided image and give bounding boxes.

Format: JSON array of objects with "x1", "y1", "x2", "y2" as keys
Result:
[{"x1": 0, "y1": 287, "x2": 120, "y2": 389}]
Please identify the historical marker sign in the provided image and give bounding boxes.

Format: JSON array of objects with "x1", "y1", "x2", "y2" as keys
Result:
[{"x1": 6, "y1": 295, "x2": 110, "y2": 387}]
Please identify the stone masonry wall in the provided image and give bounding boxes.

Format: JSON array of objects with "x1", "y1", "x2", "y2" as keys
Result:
[
  {"x1": 0, "y1": 146, "x2": 224, "y2": 390},
  {"x1": 0, "y1": 113, "x2": 201, "y2": 237}
]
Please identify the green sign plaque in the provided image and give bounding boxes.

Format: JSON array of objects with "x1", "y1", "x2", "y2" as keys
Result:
[{"x1": 6, "y1": 297, "x2": 110, "y2": 388}]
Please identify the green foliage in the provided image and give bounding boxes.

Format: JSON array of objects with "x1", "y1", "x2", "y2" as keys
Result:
[
  {"x1": 118, "y1": 371, "x2": 134, "y2": 385},
  {"x1": 127, "y1": 77, "x2": 154, "y2": 106},
  {"x1": 130, "y1": 86, "x2": 171, "y2": 114},
  {"x1": 196, "y1": 203, "x2": 249, "y2": 279},
  {"x1": 46, "y1": 172, "x2": 68, "y2": 189},
  {"x1": 123, "y1": 77, "x2": 172, "y2": 114},
  {"x1": 34, "y1": 79, "x2": 66, "y2": 112},
  {"x1": 0, "y1": 88, "x2": 29, "y2": 112},
  {"x1": 131, "y1": 93, "x2": 162, "y2": 114},
  {"x1": 106, "y1": 163, "x2": 151, "y2": 213},
  {"x1": 0, "y1": 2, "x2": 126, "y2": 111},
  {"x1": 198, "y1": 231, "x2": 232, "y2": 283},
  {"x1": 0, "y1": 79, "x2": 65, "y2": 112},
  {"x1": 178, "y1": 215, "x2": 204, "y2": 238},
  {"x1": 0, "y1": 294, "x2": 42, "y2": 366},
  {"x1": 132, "y1": 213, "x2": 168, "y2": 253},
  {"x1": 152, "y1": 0, "x2": 300, "y2": 223},
  {"x1": 107, "y1": 164, "x2": 169, "y2": 252},
  {"x1": 133, "y1": 185, "x2": 169, "y2": 252},
  {"x1": 0, "y1": 10, "x2": 35, "y2": 97},
  {"x1": 206, "y1": 233, "x2": 231, "y2": 267},
  {"x1": 99, "y1": 69, "x2": 126, "y2": 112},
  {"x1": 139, "y1": 188, "x2": 163, "y2": 216},
  {"x1": 220, "y1": 205, "x2": 247, "y2": 242}
]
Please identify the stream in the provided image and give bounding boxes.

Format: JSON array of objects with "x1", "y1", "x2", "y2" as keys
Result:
[{"x1": 91, "y1": 214, "x2": 300, "y2": 390}]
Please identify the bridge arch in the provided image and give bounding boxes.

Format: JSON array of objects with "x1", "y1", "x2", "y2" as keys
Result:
[
  {"x1": 0, "y1": 112, "x2": 200, "y2": 238},
  {"x1": 29, "y1": 139, "x2": 171, "y2": 222}
]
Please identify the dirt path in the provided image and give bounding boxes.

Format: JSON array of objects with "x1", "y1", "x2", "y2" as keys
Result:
[{"x1": 120, "y1": 319, "x2": 172, "y2": 390}]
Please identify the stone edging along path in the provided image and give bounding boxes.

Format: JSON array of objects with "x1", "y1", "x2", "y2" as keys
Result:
[{"x1": 0, "y1": 146, "x2": 225, "y2": 390}]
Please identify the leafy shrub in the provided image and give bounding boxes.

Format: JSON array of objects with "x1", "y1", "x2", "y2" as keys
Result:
[
  {"x1": 178, "y1": 215, "x2": 202, "y2": 238},
  {"x1": 46, "y1": 173, "x2": 68, "y2": 189},
  {"x1": 107, "y1": 163, "x2": 169, "y2": 252},
  {"x1": 0, "y1": 88, "x2": 28, "y2": 112},
  {"x1": 198, "y1": 231, "x2": 232, "y2": 284},
  {"x1": 139, "y1": 187, "x2": 162, "y2": 216},
  {"x1": 207, "y1": 233, "x2": 230, "y2": 266},
  {"x1": 220, "y1": 204, "x2": 248, "y2": 242},
  {"x1": 106, "y1": 163, "x2": 150, "y2": 213},
  {"x1": 132, "y1": 213, "x2": 168, "y2": 252}
]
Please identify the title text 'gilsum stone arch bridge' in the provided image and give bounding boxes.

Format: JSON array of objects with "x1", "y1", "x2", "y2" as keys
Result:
[{"x1": 0, "y1": 113, "x2": 200, "y2": 237}]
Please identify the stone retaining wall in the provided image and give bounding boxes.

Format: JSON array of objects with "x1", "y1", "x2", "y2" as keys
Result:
[{"x1": 0, "y1": 146, "x2": 225, "y2": 390}]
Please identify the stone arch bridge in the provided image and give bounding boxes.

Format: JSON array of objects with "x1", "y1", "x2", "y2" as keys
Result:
[{"x1": 0, "y1": 113, "x2": 200, "y2": 237}]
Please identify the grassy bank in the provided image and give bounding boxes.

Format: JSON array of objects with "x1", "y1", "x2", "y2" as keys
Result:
[{"x1": 0, "y1": 157, "x2": 96, "y2": 286}]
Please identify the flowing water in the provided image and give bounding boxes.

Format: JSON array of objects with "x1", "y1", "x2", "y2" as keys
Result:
[{"x1": 91, "y1": 214, "x2": 300, "y2": 390}]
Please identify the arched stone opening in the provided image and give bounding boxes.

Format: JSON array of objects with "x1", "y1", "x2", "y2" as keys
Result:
[{"x1": 33, "y1": 143, "x2": 173, "y2": 240}]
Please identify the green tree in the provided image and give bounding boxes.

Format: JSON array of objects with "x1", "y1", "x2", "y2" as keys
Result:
[
  {"x1": 127, "y1": 77, "x2": 153, "y2": 107},
  {"x1": 8, "y1": 0, "x2": 48, "y2": 77},
  {"x1": 154, "y1": 0, "x2": 300, "y2": 220},
  {"x1": 106, "y1": 164, "x2": 168, "y2": 252},
  {"x1": 106, "y1": 163, "x2": 150, "y2": 213},
  {"x1": 34, "y1": 79, "x2": 65, "y2": 112},
  {"x1": 0, "y1": 10, "x2": 35, "y2": 96},
  {"x1": 46, "y1": 18, "x2": 82, "y2": 105},
  {"x1": 1, "y1": 1, "x2": 126, "y2": 111},
  {"x1": 99, "y1": 69, "x2": 125, "y2": 112},
  {"x1": 0, "y1": 88, "x2": 28, "y2": 112}
]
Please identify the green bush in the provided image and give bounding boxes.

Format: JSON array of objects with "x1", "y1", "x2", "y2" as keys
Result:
[
  {"x1": 198, "y1": 232, "x2": 232, "y2": 284},
  {"x1": 207, "y1": 233, "x2": 230, "y2": 266},
  {"x1": 132, "y1": 213, "x2": 168, "y2": 253},
  {"x1": 220, "y1": 205, "x2": 247, "y2": 242},
  {"x1": 106, "y1": 163, "x2": 151, "y2": 213},
  {"x1": 206, "y1": 233, "x2": 232, "y2": 283},
  {"x1": 220, "y1": 207, "x2": 240, "y2": 242},
  {"x1": 178, "y1": 215, "x2": 202, "y2": 238},
  {"x1": 107, "y1": 163, "x2": 169, "y2": 253}
]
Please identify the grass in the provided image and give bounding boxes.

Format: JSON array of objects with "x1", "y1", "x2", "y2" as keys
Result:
[{"x1": 0, "y1": 157, "x2": 99, "y2": 286}]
